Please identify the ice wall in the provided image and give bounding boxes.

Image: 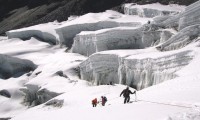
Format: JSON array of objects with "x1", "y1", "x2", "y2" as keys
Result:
[
  {"x1": 0, "y1": 54, "x2": 37, "y2": 79},
  {"x1": 123, "y1": 3, "x2": 181, "y2": 18},
  {"x1": 153, "y1": 14, "x2": 181, "y2": 29},
  {"x1": 178, "y1": 0, "x2": 200, "y2": 30},
  {"x1": 122, "y1": 50, "x2": 193, "y2": 90},
  {"x1": 56, "y1": 21, "x2": 141, "y2": 47},
  {"x1": 72, "y1": 25, "x2": 175, "y2": 56},
  {"x1": 72, "y1": 27, "x2": 143, "y2": 56},
  {"x1": 153, "y1": 0, "x2": 200, "y2": 31},
  {"x1": 80, "y1": 53, "x2": 119, "y2": 85},
  {"x1": 80, "y1": 49, "x2": 193, "y2": 90},
  {"x1": 157, "y1": 24, "x2": 200, "y2": 51},
  {"x1": 79, "y1": 50, "x2": 137, "y2": 85}
]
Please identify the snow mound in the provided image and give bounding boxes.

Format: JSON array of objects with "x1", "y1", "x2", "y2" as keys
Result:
[
  {"x1": 6, "y1": 22, "x2": 60, "y2": 45},
  {"x1": 0, "y1": 37, "x2": 55, "y2": 65},
  {"x1": 167, "y1": 108, "x2": 200, "y2": 120}
]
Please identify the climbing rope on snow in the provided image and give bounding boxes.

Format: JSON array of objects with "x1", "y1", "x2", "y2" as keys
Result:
[
  {"x1": 109, "y1": 96, "x2": 120, "y2": 101},
  {"x1": 136, "y1": 99, "x2": 193, "y2": 109}
]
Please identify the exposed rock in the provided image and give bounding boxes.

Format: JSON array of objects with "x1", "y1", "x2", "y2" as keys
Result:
[{"x1": 0, "y1": 0, "x2": 127, "y2": 35}]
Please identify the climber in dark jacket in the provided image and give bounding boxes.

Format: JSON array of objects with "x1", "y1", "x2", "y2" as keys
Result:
[{"x1": 120, "y1": 86, "x2": 136, "y2": 104}]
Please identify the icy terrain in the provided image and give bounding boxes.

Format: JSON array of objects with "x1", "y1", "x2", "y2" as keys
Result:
[
  {"x1": 72, "y1": 27, "x2": 143, "y2": 56},
  {"x1": 7, "y1": 10, "x2": 151, "y2": 48},
  {"x1": 1, "y1": 1, "x2": 200, "y2": 120},
  {"x1": 124, "y1": 3, "x2": 185, "y2": 18}
]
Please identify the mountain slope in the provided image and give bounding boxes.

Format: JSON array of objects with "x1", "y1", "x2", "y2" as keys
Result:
[{"x1": 0, "y1": 0, "x2": 198, "y2": 35}]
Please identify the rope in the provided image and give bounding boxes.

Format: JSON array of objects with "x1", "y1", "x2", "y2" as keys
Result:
[
  {"x1": 137, "y1": 99, "x2": 192, "y2": 109},
  {"x1": 103, "y1": 91, "x2": 192, "y2": 109},
  {"x1": 108, "y1": 96, "x2": 120, "y2": 101}
]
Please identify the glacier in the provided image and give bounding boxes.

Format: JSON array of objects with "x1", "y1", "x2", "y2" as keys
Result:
[
  {"x1": 1, "y1": 1, "x2": 200, "y2": 120},
  {"x1": 78, "y1": 1, "x2": 200, "y2": 90}
]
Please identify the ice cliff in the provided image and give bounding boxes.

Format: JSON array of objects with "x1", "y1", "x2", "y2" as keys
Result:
[
  {"x1": 72, "y1": 25, "x2": 175, "y2": 56},
  {"x1": 178, "y1": 0, "x2": 200, "y2": 30},
  {"x1": 55, "y1": 11, "x2": 146, "y2": 47},
  {"x1": 123, "y1": 3, "x2": 185, "y2": 18},
  {"x1": 157, "y1": 24, "x2": 200, "y2": 51},
  {"x1": 79, "y1": 49, "x2": 193, "y2": 90},
  {"x1": 71, "y1": 27, "x2": 143, "y2": 56},
  {"x1": 79, "y1": 1, "x2": 200, "y2": 90}
]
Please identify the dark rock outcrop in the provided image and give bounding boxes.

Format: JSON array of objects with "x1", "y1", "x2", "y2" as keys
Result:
[{"x1": 0, "y1": 0, "x2": 198, "y2": 35}]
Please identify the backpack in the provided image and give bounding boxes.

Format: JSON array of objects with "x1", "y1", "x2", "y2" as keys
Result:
[
  {"x1": 92, "y1": 98, "x2": 97, "y2": 104},
  {"x1": 103, "y1": 96, "x2": 107, "y2": 102},
  {"x1": 123, "y1": 89, "x2": 130, "y2": 97}
]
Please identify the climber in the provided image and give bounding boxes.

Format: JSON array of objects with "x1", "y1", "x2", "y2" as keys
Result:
[
  {"x1": 92, "y1": 98, "x2": 98, "y2": 107},
  {"x1": 100, "y1": 96, "x2": 107, "y2": 106},
  {"x1": 147, "y1": 20, "x2": 150, "y2": 24},
  {"x1": 120, "y1": 86, "x2": 136, "y2": 104}
]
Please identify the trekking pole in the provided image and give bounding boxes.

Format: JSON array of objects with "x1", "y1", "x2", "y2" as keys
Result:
[{"x1": 135, "y1": 91, "x2": 137, "y2": 102}]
